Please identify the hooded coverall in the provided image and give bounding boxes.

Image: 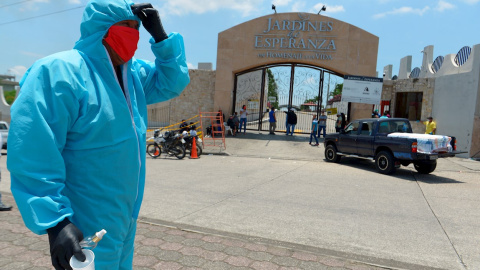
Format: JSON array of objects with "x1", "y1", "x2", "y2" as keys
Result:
[{"x1": 7, "y1": 0, "x2": 190, "y2": 268}]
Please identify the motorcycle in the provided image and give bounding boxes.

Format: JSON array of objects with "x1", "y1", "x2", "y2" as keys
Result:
[
  {"x1": 146, "y1": 129, "x2": 186, "y2": 159},
  {"x1": 181, "y1": 131, "x2": 203, "y2": 157}
]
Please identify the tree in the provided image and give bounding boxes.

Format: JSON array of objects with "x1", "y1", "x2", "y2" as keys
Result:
[
  {"x1": 300, "y1": 96, "x2": 321, "y2": 111},
  {"x1": 329, "y1": 83, "x2": 343, "y2": 98},
  {"x1": 4, "y1": 90, "x2": 16, "y2": 105},
  {"x1": 266, "y1": 69, "x2": 279, "y2": 109}
]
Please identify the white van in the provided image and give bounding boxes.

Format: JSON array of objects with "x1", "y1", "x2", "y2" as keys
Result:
[{"x1": 0, "y1": 121, "x2": 8, "y2": 149}]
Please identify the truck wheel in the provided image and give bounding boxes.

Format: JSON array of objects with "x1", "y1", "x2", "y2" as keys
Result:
[
  {"x1": 414, "y1": 161, "x2": 437, "y2": 174},
  {"x1": 375, "y1": 151, "x2": 396, "y2": 174},
  {"x1": 325, "y1": 145, "x2": 341, "y2": 163}
]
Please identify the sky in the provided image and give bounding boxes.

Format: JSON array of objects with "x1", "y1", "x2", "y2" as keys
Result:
[{"x1": 1, "y1": 0, "x2": 479, "y2": 82}]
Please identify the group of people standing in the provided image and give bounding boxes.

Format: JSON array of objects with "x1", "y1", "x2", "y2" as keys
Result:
[
  {"x1": 269, "y1": 107, "x2": 298, "y2": 136},
  {"x1": 309, "y1": 111, "x2": 328, "y2": 146},
  {"x1": 372, "y1": 110, "x2": 391, "y2": 118},
  {"x1": 226, "y1": 107, "x2": 348, "y2": 144},
  {"x1": 225, "y1": 105, "x2": 248, "y2": 136}
]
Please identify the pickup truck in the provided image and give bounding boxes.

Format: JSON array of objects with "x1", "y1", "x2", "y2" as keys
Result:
[{"x1": 324, "y1": 118, "x2": 461, "y2": 174}]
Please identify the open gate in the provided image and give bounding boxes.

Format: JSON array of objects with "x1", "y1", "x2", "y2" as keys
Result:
[{"x1": 233, "y1": 64, "x2": 342, "y2": 134}]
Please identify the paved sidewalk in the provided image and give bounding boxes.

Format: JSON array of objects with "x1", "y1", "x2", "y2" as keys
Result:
[{"x1": 0, "y1": 194, "x2": 386, "y2": 270}]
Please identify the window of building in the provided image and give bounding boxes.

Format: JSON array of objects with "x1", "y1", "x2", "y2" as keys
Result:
[{"x1": 394, "y1": 92, "x2": 423, "y2": 121}]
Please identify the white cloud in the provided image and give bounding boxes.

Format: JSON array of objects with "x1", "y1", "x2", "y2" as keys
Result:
[
  {"x1": 272, "y1": 0, "x2": 292, "y2": 6},
  {"x1": 373, "y1": 6, "x2": 430, "y2": 19},
  {"x1": 313, "y1": 3, "x2": 345, "y2": 13},
  {"x1": 461, "y1": 0, "x2": 479, "y2": 3},
  {"x1": 291, "y1": 1, "x2": 307, "y2": 12},
  {"x1": 7, "y1": 66, "x2": 28, "y2": 79},
  {"x1": 156, "y1": 0, "x2": 346, "y2": 17},
  {"x1": 19, "y1": 0, "x2": 50, "y2": 12},
  {"x1": 435, "y1": 0, "x2": 455, "y2": 11},
  {"x1": 69, "y1": 0, "x2": 82, "y2": 4},
  {"x1": 187, "y1": 63, "x2": 197, "y2": 69},
  {"x1": 158, "y1": 0, "x2": 263, "y2": 17}
]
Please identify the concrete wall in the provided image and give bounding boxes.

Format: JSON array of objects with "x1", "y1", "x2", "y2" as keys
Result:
[
  {"x1": 472, "y1": 116, "x2": 480, "y2": 158},
  {"x1": 382, "y1": 43, "x2": 480, "y2": 158},
  {"x1": 433, "y1": 73, "x2": 477, "y2": 157},
  {"x1": 473, "y1": 66, "x2": 480, "y2": 158},
  {"x1": 0, "y1": 86, "x2": 12, "y2": 123}
]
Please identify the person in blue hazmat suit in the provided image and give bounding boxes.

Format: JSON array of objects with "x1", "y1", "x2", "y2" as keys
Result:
[{"x1": 7, "y1": 0, "x2": 189, "y2": 269}]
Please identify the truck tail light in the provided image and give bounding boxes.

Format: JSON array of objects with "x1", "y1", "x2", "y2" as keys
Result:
[{"x1": 412, "y1": 142, "x2": 417, "y2": 153}]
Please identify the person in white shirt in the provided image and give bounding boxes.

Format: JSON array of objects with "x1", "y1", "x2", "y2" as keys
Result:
[{"x1": 239, "y1": 105, "x2": 248, "y2": 134}]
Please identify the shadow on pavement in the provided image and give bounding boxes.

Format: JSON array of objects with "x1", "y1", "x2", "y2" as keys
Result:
[
  {"x1": 227, "y1": 131, "x2": 313, "y2": 141},
  {"x1": 331, "y1": 157, "x2": 464, "y2": 184}
]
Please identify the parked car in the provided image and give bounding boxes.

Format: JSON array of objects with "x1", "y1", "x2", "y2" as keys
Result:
[
  {"x1": 323, "y1": 118, "x2": 464, "y2": 174},
  {"x1": 0, "y1": 121, "x2": 8, "y2": 150}
]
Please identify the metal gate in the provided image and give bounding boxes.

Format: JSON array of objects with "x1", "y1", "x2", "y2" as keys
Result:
[{"x1": 233, "y1": 64, "x2": 339, "y2": 134}]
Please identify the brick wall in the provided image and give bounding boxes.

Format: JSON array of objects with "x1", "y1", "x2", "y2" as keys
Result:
[
  {"x1": 147, "y1": 69, "x2": 216, "y2": 127},
  {"x1": 382, "y1": 78, "x2": 435, "y2": 133}
]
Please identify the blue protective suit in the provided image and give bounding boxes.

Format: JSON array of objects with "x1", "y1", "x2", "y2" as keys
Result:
[{"x1": 8, "y1": 0, "x2": 189, "y2": 268}]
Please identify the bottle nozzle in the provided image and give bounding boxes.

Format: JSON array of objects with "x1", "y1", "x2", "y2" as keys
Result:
[{"x1": 95, "y1": 229, "x2": 107, "y2": 240}]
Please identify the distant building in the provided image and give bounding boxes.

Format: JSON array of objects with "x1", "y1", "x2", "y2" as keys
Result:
[
  {"x1": 381, "y1": 44, "x2": 480, "y2": 158},
  {"x1": 0, "y1": 74, "x2": 19, "y2": 92}
]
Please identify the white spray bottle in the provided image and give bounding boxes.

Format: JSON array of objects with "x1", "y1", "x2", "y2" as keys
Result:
[
  {"x1": 80, "y1": 229, "x2": 107, "y2": 250},
  {"x1": 70, "y1": 229, "x2": 107, "y2": 269}
]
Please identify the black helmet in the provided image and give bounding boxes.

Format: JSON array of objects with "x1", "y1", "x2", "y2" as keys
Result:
[{"x1": 164, "y1": 131, "x2": 171, "y2": 138}]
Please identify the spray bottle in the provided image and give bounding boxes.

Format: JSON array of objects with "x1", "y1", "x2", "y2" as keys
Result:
[
  {"x1": 70, "y1": 229, "x2": 107, "y2": 269},
  {"x1": 80, "y1": 229, "x2": 107, "y2": 250}
]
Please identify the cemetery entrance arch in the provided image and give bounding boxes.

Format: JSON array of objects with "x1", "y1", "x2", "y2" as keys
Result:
[{"x1": 214, "y1": 12, "x2": 379, "y2": 129}]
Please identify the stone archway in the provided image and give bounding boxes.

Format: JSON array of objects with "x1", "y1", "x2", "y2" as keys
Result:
[{"x1": 214, "y1": 12, "x2": 379, "y2": 121}]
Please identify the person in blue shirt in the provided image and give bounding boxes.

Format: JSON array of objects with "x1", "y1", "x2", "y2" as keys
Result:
[
  {"x1": 317, "y1": 111, "x2": 327, "y2": 138},
  {"x1": 310, "y1": 115, "x2": 319, "y2": 146},
  {"x1": 269, "y1": 107, "x2": 277, "y2": 135},
  {"x1": 7, "y1": 1, "x2": 189, "y2": 269}
]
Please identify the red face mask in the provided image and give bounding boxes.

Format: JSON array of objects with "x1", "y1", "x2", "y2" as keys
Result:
[{"x1": 104, "y1": 25, "x2": 139, "y2": 62}]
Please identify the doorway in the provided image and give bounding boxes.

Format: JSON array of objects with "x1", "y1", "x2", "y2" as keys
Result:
[{"x1": 233, "y1": 64, "x2": 341, "y2": 134}]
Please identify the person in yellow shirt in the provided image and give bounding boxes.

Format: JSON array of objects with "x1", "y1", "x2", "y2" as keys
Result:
[{"x1": 424, "y1": 116, "x2": 436, "y2": 135}]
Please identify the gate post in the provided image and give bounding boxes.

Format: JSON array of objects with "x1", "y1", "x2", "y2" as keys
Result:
[{"x1": 258, "y1": 68, "x2": 267, "y2": 131}]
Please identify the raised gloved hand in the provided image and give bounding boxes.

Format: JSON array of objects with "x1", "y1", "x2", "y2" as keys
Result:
[
  {"x1": 131, "y1": 3, "x2": 168, "y2": 43},
  {"x1": 47, "y1": 219, "x2": 85, "y2": 270}
]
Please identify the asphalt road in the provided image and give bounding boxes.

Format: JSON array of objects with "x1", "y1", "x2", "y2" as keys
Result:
[{"x1": 1, "y1": 133, "x2": 479, "y2": 270}]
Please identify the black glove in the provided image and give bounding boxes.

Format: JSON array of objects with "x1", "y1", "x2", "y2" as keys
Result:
[
  {"x1": 47, "y1": 219, "x2": 85, "y2": 270},
  {"x1": 131, "y1": 3, "x2": 168, "y2": 43}
]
